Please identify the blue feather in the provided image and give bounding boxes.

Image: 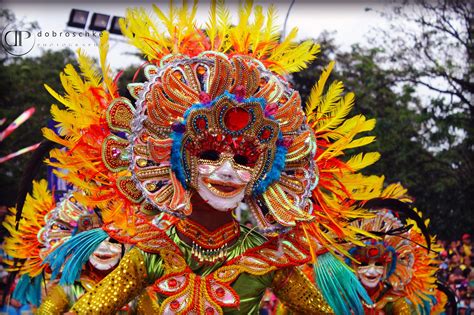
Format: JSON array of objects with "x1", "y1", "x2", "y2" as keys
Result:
[
  {"x1": 170, "y1": 131, "x2": 187, "y2": 188},
  {"x1": 12, "y1": 274, "x2": 42, "y2": 306},
  {"x1": 43, "y1": 228, "x2": 108, "y2": 285},
  {"x1": 418, "y1": 295, "x2": 433, "y2": 315},
  {"x1": 253, "y1": 142, "x2": 287, "y2": 195},
  {"x1": 314, "y1": 252, "x2": 372, "y2": 315}
]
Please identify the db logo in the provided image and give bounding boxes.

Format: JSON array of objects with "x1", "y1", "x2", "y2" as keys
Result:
[{"x1": 1, "y1": 24, "x2": 36, "y2": 56}]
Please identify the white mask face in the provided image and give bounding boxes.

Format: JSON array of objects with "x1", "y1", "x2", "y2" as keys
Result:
[
  {"x1": 196, "y1": 158, "x2": 252, "y2": 212},
  {"x1": 356, "y1": 262, "x2": 385, "y2": 288},
  {"x1": 89, "y1": 238, "x2": 122, "y2": 271}
]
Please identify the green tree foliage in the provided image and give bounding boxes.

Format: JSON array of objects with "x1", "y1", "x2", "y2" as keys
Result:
[
  {"x1": 0, "y1": 49, "x2": 77, "y2": 206},
  {"x1": 291, "y1": 0, "x2": 473, "y2": 239},
  {"x1": 371, "y1": 0, "x2": 473, "y2": 239}
]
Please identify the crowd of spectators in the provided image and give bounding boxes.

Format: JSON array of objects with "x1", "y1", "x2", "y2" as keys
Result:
[{"x1": 437, "y1": 234, "x2": 474, "y2": 314}]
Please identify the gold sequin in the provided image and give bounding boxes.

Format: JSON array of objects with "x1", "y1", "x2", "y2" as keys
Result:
[
  {"x1": 71, "y1": 248, "x2": 147, "y2": 314},
  {"x1": 36, "y1": 285, "x2": 69, "y2": 315},
  {"x1": 272, "y1": 267, "x2": 334, "y2": 314}
]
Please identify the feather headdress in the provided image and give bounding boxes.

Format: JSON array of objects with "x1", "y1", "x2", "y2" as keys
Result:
[{"x1": 43, "y1": 2, "x2": 383, "y2": 251}]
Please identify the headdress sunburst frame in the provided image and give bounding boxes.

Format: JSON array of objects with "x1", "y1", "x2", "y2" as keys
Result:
[{"x1": 43, "y1": 1, "x2": 384, "y2": 252}]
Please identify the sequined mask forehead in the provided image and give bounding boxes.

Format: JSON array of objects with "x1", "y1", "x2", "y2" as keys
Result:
[
  {"x1": 180, "y1": 93, "x2": 281, "y2": 194},
  {"x1": 37, "y1": 194, "x2": 90, "y2": 258},
  {"x1": 353, "y1": 244, "x2": 393, "y2": 265}
]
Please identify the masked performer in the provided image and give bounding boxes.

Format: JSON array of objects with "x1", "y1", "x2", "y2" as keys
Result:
[
  {"x1": 40, "y1": 211, "x2": 175, "y2": 314},
  {"x1": 37, "y1": 206, "x2": 125, "y2": 314},
  {"x1": 3, "y1": 180, "x2": 84, "y2": 307},
  {"x1": 3, "y1": 180, "x2": 56, "y2": 306},
  {"x1": 348, "y1": 197, "x2": 445, "y2": 314},
  {"x1": 40, "y1": 2, "x2": 394, "y2": 314}
]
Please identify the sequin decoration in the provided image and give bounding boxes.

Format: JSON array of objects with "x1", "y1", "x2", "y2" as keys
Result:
[
  {"x1": 106, "y1": 97, "x2": 135, "y2": 133},
  {"x1": 116, "y1": 177, "x2": 144, "y2": 203},
  {"x1": 154, "y1": 249, "x2": 240, "y2": 315},
  {"x1": 102, "y1": 135, "x2": 129, "y2": 172}
]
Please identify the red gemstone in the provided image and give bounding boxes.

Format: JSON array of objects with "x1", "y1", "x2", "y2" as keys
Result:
[
  {"x1": 196, "y1": 117, "x2": 207, "y2": 131},
  {"x1": 368, "y1": 247, "x2": 379, "y2": 257},
  {"x1": 261, "y1": 129, "x2": 272, "y2": 140},
  {"x1": 205, "y1": 307, "x2": 215, "y2": 315},
  {"x1": 224, "y1": 107, "x2": 250, "y2": 132},
  {"x1": 170, "y1": 300, "x2": 180, "y2": 310},
  {"x1": 168, "y1": 278, "x2": 178, "y2": 288},
  {"x1": 215, "y1": 287, "x2": 225, "y2": 298}
]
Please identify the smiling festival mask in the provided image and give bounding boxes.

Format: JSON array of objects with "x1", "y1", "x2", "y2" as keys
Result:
[
  {"x1": 352, "y1": 243, "x2": 395, "y2": 289},
  {"x1": 181, "y1": 91, "x2": 280, "y2": 212},
  {"x1": 103, "y1": 52, "x2": 318, "y2": 233}
]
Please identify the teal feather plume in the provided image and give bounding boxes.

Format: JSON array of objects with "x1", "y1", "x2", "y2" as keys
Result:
[{"x1": 314, "y1": 252, "x2": 372, "y2": 315}]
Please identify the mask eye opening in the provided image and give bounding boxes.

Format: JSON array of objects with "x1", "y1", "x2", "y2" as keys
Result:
[
  {"x1": 199, "y1": 150, "x2": 220, "y2": 161},
  {"x1": 233, "y1": 154, "x2": 249, "y2": 166}
]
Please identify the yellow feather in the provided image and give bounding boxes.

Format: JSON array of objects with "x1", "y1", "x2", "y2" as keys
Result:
[
  {"x1": 314, "y1": 91, "x2": 354, "y2": 133},
  {"x1": 271, "y1": 40, "x2": 319, "y2": 74},
  {"x1": 306, "y1": 61, "x2": 335, "y2": 118},
  {"x1": 59, "y1": 72, "x2": 76, "y2": 103},
  {"x1": 99, "y1": 31, "x2": 115, "y2": 95},
  {"x1": 317, "y1": 115, "x2": 376, "y2": 161},
  {"x1": 339, "y1": 174, "x2": 385, "y2": 199},
  {"x1": 44, "y1": 84, "x2": 69, "y2": 107},
  {"x1": 230, "y1": 0, "x2": 253, "y2": 53},
  {"x1": 345, "y1": 136, "x2": 376, "y2": 149},
  {"x1": 346, "y1": 152, "x2": 381, "y2": 171},
  {"x1": 381, "y1": 183, "x2": 411, "y2": 202},
  {"x1": 206, "y1": 0, "x2": 218, "y2": 49},
  {"x1": 315, "y1": 80, "x2": 345, "y2": 122},
  {"x1": 249, "y1": 5, "x2": 265, "y2": 55},
  {"x1": 153, "y1": 2, "x2": 176, "y2": 37},
  {"x1": 323, "y1": 116, "x2": 374, "y2": 141},
  {"x1": 49, "y1": 104, "x2": 76, "y2": 136},
  {"x1": 269, "y1": 27, "x2": 297, "y2": 60},
  {"x1": 216, "y1": 0, "x2": 231, "y2": 51},
  {"x1": 335, "y1": 115, "x2": 375, "y2": 136},
  {"x1": 77, "y1": 49, "x2": 101, "y2": 86},
  {"x1": 63, "y1": 63, "x2": 85, "y2": 93},
  {"x1": 120, "y1": 2, "x2": 318, "y2": 73},
  {"x1": 255, "y1": 5, "x2": 279, "y2": 58}
]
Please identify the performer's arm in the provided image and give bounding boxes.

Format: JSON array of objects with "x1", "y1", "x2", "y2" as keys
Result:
[
  {"x1": 71, "y1": 247, "x2": 149, "y2": 314},
  {"x1": 36, "y1": 285, "x2": 69, "y2": 315},
  {"x1": 271, "y1": 267, "x2": 335, "y2": 314},
  {"x1": 392, "y1": 297, "x2": 413, "y2": 315},
  {"x1": 135, "y1": 290, "x2": 161, "y2": 314}
]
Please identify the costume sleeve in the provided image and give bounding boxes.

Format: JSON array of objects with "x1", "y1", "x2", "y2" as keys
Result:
[
  {"x1": 135, "y1": 290, "x2": 161, "y2": 314},
  {"x1": 36, "y1": 284, "x2": 69, "y2": 315},
  {"x1": 271, "y1": 267, "x2": 334, "y2": 315},
  {"x1": 71, "y1": 247, "x2": 148, "y2": 314},
  {"x1": 392, "y1": 298, "x2": 413, "y2": 315}
]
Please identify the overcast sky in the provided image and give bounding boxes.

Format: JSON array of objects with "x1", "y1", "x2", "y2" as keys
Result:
[{"x1": 3, "y1": 1, "x2": 389, "y2": 69}]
